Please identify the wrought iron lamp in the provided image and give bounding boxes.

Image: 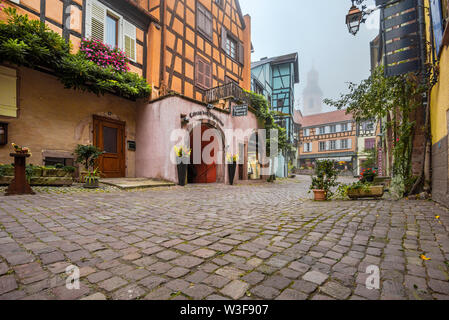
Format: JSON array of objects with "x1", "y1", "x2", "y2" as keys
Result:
[
  {"x1": 346, "y1": 0, "x2": 379, "y2": 36},
  {"x1": 346, "y1": 1, "x2": 364, "y2": 36}
]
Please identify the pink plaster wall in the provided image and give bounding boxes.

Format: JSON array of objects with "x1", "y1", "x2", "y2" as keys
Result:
[{"x1": 136, "y1": 96, "x2": 260, "y2": 183}]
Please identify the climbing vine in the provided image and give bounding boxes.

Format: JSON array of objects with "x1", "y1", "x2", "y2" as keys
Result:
[
  {"x1": 246, "y1": 91, "x2": 290, "y2": 156},
  {"x1": 325, "y1": 66, "x2": 428, "y2": 197}
]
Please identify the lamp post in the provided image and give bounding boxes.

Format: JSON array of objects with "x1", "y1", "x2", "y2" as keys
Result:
[{"x1": 345, "y1": 0, "x2": 379, "y2": 36}]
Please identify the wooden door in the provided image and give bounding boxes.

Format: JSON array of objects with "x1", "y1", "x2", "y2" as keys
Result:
[
  {"x1": 190, "y1": 125, "x2": 217, "y2": 184},
  {"x1": 93, "y1": 116, "x2": 126, "y2": 178}
]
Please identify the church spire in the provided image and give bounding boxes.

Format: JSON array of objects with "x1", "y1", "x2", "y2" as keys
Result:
[{"x1": 302, "y1": 66, "x2": 323, "y2": 116}]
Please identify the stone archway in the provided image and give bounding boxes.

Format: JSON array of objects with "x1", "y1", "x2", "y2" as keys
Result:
[{"x1": 185, "y1": 119, "x2": 226, "y2": 184}]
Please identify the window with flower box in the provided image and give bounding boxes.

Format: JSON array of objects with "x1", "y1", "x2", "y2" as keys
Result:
[{"x1": 85, "y1": 0, "x2": 137, "y2": 62}]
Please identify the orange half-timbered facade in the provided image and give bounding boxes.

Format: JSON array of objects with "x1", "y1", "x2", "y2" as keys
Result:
[
  {"x1": 1, "y1": 0, "x2": 260, "y2": 184},
  {"x1": 160, "y1": 0, "x2": 251, "y2": 101}
]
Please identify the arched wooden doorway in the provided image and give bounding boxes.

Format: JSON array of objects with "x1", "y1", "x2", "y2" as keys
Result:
[{"x1": 188, "y1": 123, "x2": 221, "y2": 184}]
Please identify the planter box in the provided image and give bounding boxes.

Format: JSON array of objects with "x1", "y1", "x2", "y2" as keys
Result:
[
  {"x1": 31, "y1": 177, "x2": 73, "y2": 186},
  {"x1": 348, "y1": 186, "x2": 384, "y2": 199},
  {"x1": 43, "y1": 168, "x2": 59, "y2": 177},
  {"x1": 32, "y1": 167, "x2": 43, "y2": 177},
  {"x1": 0, "y1": 176, "x2": 73, "y2": 186},
  {"x1": 2, "y1": 167, "x2": 14, "y2": 176}
]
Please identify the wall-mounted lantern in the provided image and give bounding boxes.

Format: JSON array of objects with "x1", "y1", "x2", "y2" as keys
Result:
[
  {"x1": 0, "y1": 123, "x2": 8, "y2": 145},
  {"x1": 346, "y1": 1, "x2": 364, "y2": 36}
]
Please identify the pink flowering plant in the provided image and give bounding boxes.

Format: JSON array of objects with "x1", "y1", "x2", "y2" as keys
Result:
[
  {"x1": 0, "y1": 0, "x2": 5, "y2": 11},
  {"x1": 80, "y1": 38, "x2": 130, "y2": 73}
]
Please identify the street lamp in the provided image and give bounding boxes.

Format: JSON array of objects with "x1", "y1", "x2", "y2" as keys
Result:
[{"x1": 346, "y1": 1, "x2": 364, "y2": 36}]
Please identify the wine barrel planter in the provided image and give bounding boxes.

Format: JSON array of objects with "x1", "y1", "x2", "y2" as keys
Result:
[{"x1": 348, "y1": 186, "x2": 384, "y2": 199}]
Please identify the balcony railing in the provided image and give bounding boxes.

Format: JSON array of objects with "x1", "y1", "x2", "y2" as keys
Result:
[{"x1": 205, "y1": 82, "x2": 250, "y2": 104}]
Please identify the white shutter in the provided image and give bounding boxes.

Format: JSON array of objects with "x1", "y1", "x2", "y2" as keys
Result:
[
  {"x1": 85, "y1": 0, "x2": 92, "y2": 38},
  {"x1": 325, "y1": 126, "x2": 330, "y2": 134},
  {"x1": 348, "y1": 139, "x2": 352, "y2": 149},
  {"x1": 123, "y1": 20, "x2": 137, "y2": 61},
  {"x1": 90, "y1": 0, "x2": 106, "y2": 42},
  {"x1": 325, "y1": 141, "x2": 329, "y2": 151},
  {"x1": 336, "y1": 124, "x2": 341, "y2": 133},
  {"x1": 336, "y1": 140, "x2": 341, "y2": 150}
]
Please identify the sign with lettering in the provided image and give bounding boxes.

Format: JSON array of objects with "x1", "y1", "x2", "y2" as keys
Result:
[
  {"x1": 189, "y1": 110, "x2": 224, "y2": 127},
  {"x1": 233, "y1": 104, "x2": 248, "y2": 117}
]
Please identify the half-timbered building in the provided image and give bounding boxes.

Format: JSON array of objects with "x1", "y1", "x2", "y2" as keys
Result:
[{"x1": 0, "y1": 0, "x2": 259, "y2": 185}]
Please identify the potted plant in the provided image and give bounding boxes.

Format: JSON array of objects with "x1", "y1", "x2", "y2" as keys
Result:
[
  {"x1": 309, "y1": 160, "x2": 339, "y2": 201},
  {"x1": 174, "y1": 146, "x2": 191, "y2": 186},
  {"x1": 360, "y1": 168, "x2": 377, "y2": 183},
  {"x1": 227, "y1": 153, "x2": 239, "y2": 185},
  {"x1": 74, "y1": 144, "x2": 104, "y2": 181},
  {"x1": 84, "y1": 168, "x2": 101, "y2": 189}
]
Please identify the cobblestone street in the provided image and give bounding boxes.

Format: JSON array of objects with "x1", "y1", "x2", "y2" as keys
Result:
[{"x1": 0, "y1": 177, "x2": 448, "y2": 300}]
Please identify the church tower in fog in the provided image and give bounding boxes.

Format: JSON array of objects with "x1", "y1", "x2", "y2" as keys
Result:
[{"x1": 302, "y1": 67, "x2": 323, "y2": 116}]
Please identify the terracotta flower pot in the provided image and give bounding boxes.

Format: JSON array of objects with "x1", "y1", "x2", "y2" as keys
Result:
[{"x1": 313, "y1": 189, "x2": 326, "y2": 201}]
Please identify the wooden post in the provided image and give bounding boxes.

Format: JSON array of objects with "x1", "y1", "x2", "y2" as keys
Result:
[{"x1": 5, "y1": 153, "x2": 35, "y2": 196}]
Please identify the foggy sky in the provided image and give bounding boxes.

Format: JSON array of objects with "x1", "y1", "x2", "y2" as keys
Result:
[{"x1": 239, "y1": 0, "x2": 380, "y2": 113}]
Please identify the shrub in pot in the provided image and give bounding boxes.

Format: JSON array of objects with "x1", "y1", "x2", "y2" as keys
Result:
[
  {"x1": 74, "y1": 144, "x2": 104, "y2": 181},
  {"x1": 174, "y1": 146, "x2": 191, "y2": 186},
  {"x1": 309, "y1": 160, "x2": 339, "y2": 201}
]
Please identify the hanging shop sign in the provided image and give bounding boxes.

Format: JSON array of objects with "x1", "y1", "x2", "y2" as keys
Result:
[
  {"x1": 378, "y1": 0, "x2": 421, "y2": 77},
  {"x1": 232, "y1": 104, "x2": 248, "y2": 117}
]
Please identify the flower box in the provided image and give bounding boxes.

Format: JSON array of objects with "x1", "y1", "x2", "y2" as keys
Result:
[{"x1": 348, "y1": 186, "x2": 384, "y2": 199}]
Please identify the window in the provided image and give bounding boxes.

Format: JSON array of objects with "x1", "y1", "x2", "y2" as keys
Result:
[
  {"x1": 330, "y1": 125, "x2": 336, "y2": 133},
  {"x1": 106, "y1": 14, "x2": 118, "y2": 48},
  {"x1": 341, "y1": 139, "x2": 348, "y2": 149},
  {"x1": 277, "y1": 98, "x2": 285, "y2": 108},
  {"x1": 226, "y1": 36, "x2": 238, "y2": 60},
  {"x1": 319, "y1": 141, "x2": 326, "y2": 151},
  {"x1": 341, "y1": 123, "x2": 348, "y2": 132},
  {"x1": 319, "y1": 127, "x2": 325, "y2": 135},
  {"x1": 365, "y1": 138, "x2": 376, "y2": 150},
  {"x1": 86, "y1": 0, "x2": 137, "y2": 61},
  {"x1": 0, "y1": 66, "x2": 18, "y2": 118},
  {"x1": 197, "y1": 3, "x2": 213, "y2": 39},
  {"x1": 303, "y1": 129, "x2": 310, "y2": 137},
  {"x1": 215, "y1": 0, "x2": 224, "y2": 7},
  {"x1": 221, "y1": 27, "x2": 244, "y2": 64},
  {"x1": 329, "y1": 140, "x2": 337, "y2": 150},
  {"x1": 254, "y1": 81, "x2": 264, "y2": 95},
  {"x1": 195, "y1": 56, "x2": 212, "y2": 89},
  {"x1": 303, "y1": 143, "x2": 312, "y2": 153}
]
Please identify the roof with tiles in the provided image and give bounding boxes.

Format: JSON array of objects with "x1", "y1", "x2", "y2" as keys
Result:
[{"x1": 300, "y1": 109, "x2": 353, "y2": 128}]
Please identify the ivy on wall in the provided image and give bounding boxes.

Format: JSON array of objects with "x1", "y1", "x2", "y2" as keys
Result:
[
  {"x1": 0, "y1": 8, "x2": 151, "y2": 100},
  {"x1": 246, "y1": 91, "x2": 290, "y2": 156}
]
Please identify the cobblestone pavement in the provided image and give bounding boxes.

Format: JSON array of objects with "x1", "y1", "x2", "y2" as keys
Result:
[{"x1": 0, "y1": 177, "x2": 448, "y2": 300}]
